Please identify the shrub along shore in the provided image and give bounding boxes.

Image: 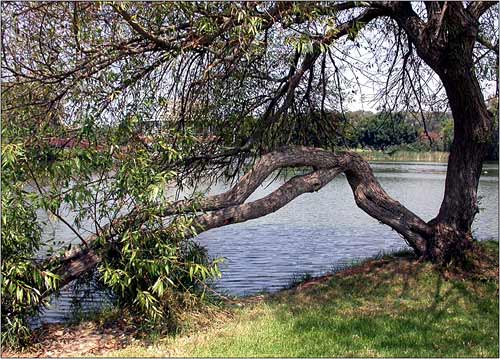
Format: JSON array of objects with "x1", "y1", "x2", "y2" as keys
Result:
[{"x1": 3, "y1": 240, "x2": 498, "y2": 358}]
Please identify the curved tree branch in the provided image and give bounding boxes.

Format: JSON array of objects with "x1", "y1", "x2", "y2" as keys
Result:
[
  {"x1": 112, "y1": 4, "x2": 171, "y2": 49},
  {"x1": 191, "y1": 167, "x2": 342, "y2": 232},
  {"x1": 467, "y1": 1, "x2": 496, "y2": 20},
  {"x1": 373, "y1": 1, "x2": 426, "y2": 48},
  {"x1": 46, "y1": 146, "x2": 432, "y2": 295},
  {"x1": 476, "y1": 34, "x2": 499, "y2": 55}
]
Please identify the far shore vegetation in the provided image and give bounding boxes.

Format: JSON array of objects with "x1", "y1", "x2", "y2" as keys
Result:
[
  {"x1": 334, "y1": 108, "x2": 498, "y2": 162},
  {"x1": 356, "y1": 149, "x2": 449, "y2": 163}
]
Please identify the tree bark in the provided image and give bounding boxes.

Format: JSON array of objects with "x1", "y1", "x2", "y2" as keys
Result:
[
  {"x1": 428, "y1": 61, "x2": 493, "y2": 262},
  {"x1": 426, "y1": 6, "x2": 493, "y2": 263}
]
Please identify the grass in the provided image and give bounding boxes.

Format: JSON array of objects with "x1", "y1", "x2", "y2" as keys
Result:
[{"x1": 108, "y1": 240, "x2": 499, "y2": 358}]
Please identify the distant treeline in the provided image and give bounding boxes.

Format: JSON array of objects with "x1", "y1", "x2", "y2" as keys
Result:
[{"x1": 336, "y1": 107, "x2": 498, "y2": 161}]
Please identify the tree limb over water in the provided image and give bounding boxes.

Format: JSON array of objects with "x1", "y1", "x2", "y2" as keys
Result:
[{"x1": 50, "y1": 145, "x2": 434, "y2": 294}]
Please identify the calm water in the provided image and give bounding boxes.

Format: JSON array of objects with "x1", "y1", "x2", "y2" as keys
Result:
[{"x1": 37, "y1": 161, "x2": 499, "y2": 324}]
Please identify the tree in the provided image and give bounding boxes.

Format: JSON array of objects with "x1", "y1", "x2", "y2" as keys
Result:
[
  {"x1": 356, "y1": 112, "x2": 418, "y2": 150},
  {"x1": 1, "y1": 0, "x2": 498, "y2": 345}
]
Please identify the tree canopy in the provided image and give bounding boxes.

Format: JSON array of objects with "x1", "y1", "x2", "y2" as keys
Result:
[{"x1": 1, "y1": 1, "x2": 498, "y2": 348}]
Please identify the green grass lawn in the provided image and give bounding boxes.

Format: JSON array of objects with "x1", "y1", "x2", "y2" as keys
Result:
[{"x1": 109, "y1": 241, "x2": 499, "y2": 358}]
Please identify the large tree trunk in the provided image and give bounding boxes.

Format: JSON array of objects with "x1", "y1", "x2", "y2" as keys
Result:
[
  {"x1": 422, "y1": 6, "x2": 494, "y2": 263},
  {"x1": 427, "y1": 66, "x2": 493, "y2": 263},
  {"x1": 389, "y1": 2, "x2": 495, "y2": 263}
]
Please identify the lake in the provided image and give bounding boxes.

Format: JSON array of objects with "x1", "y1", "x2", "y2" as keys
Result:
[{"x1": 37, "y1": 161, "x2": 499, "y2": 324}]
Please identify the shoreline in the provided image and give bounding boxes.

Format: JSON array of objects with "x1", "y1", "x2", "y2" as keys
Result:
[
  {"x1": 4, "y1": 240, "x2": 498, "y2": 358},
  {"x1": 355, "y1": 149, "x2": 450, "y2": 163}
]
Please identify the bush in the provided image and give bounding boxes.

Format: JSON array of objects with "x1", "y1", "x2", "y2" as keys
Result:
[
  {"x1": 97, "y1": 222, "x2": 223, "y2": 329},
  {"x1": 1, "y1": 106, "x2": 221, "y2": 348},
  {"x1": 1, "y1": 141, "x2": 61, "y2": 349}
]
